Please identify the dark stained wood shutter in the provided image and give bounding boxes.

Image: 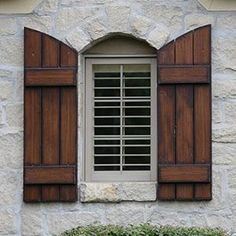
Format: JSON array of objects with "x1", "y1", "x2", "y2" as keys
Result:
[
  {"x1": 157, "y1": 25, "x2": 211, "y2": 201},
  {"x1": 24, "y1": 28, "x2": 78, "y2": 202}
]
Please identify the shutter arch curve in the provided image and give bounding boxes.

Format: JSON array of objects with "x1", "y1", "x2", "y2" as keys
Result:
[
  {"x1": 157, "y1": 25, "x2": 211, "y2": 201},
  {"x1": 24, "y1": 28, "x2": 78, "y2": 202}
]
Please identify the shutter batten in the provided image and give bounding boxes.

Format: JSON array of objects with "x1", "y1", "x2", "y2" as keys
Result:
[
  {"x1": 24, "y1": 28, "x2": 78, "y2": 202},
  {"x1": 157, "y1": 25, "x2": 212, "y2": 201}
]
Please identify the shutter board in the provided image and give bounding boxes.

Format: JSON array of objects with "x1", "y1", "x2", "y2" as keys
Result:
[
  {"x1": 24, "y1": 28, "x2": 78, "y2": 202},
  {"x1": 157, "y1": 25, "x2": 212, "y2": 201}
]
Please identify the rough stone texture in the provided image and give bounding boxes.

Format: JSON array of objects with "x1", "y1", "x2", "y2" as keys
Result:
[
  {"x1": 0, "y1": 18, "x2": 17, "y2": 36},
  {"x1": 0, "y1": 209, "x2": 18, "y2": 235},
  {"x1": 184, "y1": 13, "x2": 215, "y2": 30},
  {"x1": 21, "y1": 206, "x2": 44, "y2": 236},
  {"x1": 80, "y1": 182, "x2": 156, "y2": 202},
  {"x1": 6, "y1": 104, "x2": 23, "y2": 128},
  {"x1": 0, "y1": 0, "x2": 235, "y2": 235}
]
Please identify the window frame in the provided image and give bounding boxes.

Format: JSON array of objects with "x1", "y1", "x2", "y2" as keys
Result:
[{"x1": 84, "y1": 57, "x2": 157, "y2": 182}]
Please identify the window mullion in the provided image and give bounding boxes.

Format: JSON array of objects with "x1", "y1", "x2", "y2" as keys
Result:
[{"x1": 120, "y1": 65, "x2": 123, "y2": 174}]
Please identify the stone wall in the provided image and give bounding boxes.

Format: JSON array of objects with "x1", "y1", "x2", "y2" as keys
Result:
[{"x1": 0, "y1": 0, "x2": 235, "y2": 235}]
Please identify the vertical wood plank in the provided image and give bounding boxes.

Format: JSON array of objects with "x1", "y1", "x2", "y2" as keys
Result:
[
  {"x1": 157, "y1": 41, "x2": 175, "y2": 65},
  {"x1": 176, "y1": 85, "x2": 194, "y2": 200},
  {"x1": 158, "y1": 86, "x2": 176, "y2": 200},
  {"x1": 194, "y1": 26, "x2": 211, "y2": 65},
  {"x1": 194, "y1": 25, "x2": 211, "y2": 200},
  {"x1": 60, "y1": 44, "x2": 77, "y2": 67},
  {"x1": 42, "y1": 88, "x2": 60, "y2": 201},
  {"x1": 60, "y1": 88, "x2": 77, "y2": 165},
  {"x1": 175, "y1": 32, "x2": 193, "y2": 65},
  {"x1": 42, "y1": 35, "x2": 59, "y2": 67},
  {"x1": 157, "y1": 40, "x2": 176, "y2": 200},
  {"x1": 24, "y1": 88, "x2": 41, "y2": 202},
  {"x1": 24, "y1": 29, "x2": 41, "y2": 68},
  {"x1": 175, "y1": 31, "x2": 194, "y2": 200},
  {"x1": 60, "y1": 87, "x2": 77, "y2": 201},
  {"x1": 176, "y1": 85, "x2": 194, "y2": 164},
  {"x1": 194, "y1": 85, "x2": 211, "y2": 200}
]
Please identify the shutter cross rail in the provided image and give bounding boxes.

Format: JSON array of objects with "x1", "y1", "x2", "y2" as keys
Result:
[
  {"x1": 157, "y1": 25, "x2": 212, "y2": 201},
  {"x1": 24, "y1": 28, "x2": 78, "y2": 202}
]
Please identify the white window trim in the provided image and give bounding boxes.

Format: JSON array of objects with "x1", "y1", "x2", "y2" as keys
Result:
[{"x1": 84, "y1": 57, "x2": 157, "y2": 182}]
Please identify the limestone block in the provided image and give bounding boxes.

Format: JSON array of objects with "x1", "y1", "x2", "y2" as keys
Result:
[
  {"x1": 130, "y1": 14, "x2": 154, "y2": 37},
  {"x1": 184, "y1": 13, "x2": 215, "y2": 30},
  {"x1": 0, "y1": 69, "x2": 13, "y2": 79},
  {"x1": 21, "y1": 205, "x2": 43, "y2": 236},
  {"x1": 205, "y1": 214, "x2": 233, "y2": 231},
  {"x1": 0, "y1": 37, "x2": 23, "y2": 66},
  {"x1": 217, "y1": 14, "x2": 236, "y2": 31},
  {"x1": 47, "y1": 211, "x2": 101, "y2": 235},
  {"x1": 223, "y1": 101, "x2": 236, "y2": 125},
  {"x1": 6, "y1": 104, "x2": 23, "y2": 128},
  {"x1": 147, "y1": 211, "x2": 190, "y2": 226},
  {"x1": 56, "y1": 6, "x2": 104, "y2": 32},
  {"x1": 19, "y1": 15, "x2": 53, "y2": 33},
  {"x1": 213, "y1": 143, "x2": 236, "y2": 165},
  {"x1": 212, "y1": 75, "x2": 236, "y2": 99},
  {"x1": 147, "y1": 24, "x2": 170, "y2": 49},
  {"x1": 0, "y1": 133, "x2": 23, "y2": 169},
  {"x1": 14, "y1": 70, "x2": 24, "y2": 102},
  {"x1": 0, "y1": 18, "x2": 17, "y2": 36},
  {"x1": 0, "y1": 170, "x2": 21, "y2": 205},
  {"x1": 0, "y1": 209, "x2": 17, "y2": 234},
  {"x1": 35, "y1": 0, "x2": 59, "y2": 14},
  {"x1": 213, "y1": 34, "x2": 236, "y2": 71},
  {"x1": 80, "y1": 182, "x2": 156, "y2": 202},
  {"x1": 213, "y1": 125, "x2": 236, "y2": 143},
  {"x1": 0, "y1": 81, "x2": 14, "y2": 101},
  {"x1": 105, "y1": 204, "x2": 144, "y2": 225},
  {"x1": 66, "y1": 28, "x2": 91, "y2": 52},
  {"x1": 80, "y1": 183, "x2": 120, "y2": 202},
  {"x1": 212, "y1": 99, "x2": 223, "y2": 124},
  {"x1": 84, "y1": 17, "x2": 107, "y2": 41},
  {"x1": 106, "y1": 5, "x2": 130, "y2": 32}
]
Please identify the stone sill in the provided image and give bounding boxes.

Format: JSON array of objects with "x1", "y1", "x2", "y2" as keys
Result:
[{"x1": 80, "y1": 182, "x2": 157, "y2": 203}]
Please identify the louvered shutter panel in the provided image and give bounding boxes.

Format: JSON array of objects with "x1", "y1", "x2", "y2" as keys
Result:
[
  {"x1": 157, "y1": 25, "x2": 211, "y2": 201},
  {"x1": 24, "y1": 28, "x2": 78, "y2": 202}
]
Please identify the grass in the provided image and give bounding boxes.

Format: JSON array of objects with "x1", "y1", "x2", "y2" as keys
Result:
[{"x1": 61, "y1": 224, "x2": 227, "y2": 236}]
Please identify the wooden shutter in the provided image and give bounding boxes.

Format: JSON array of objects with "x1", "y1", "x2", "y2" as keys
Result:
[
  {"x1": 157, "y1": 25, "x2": 211, "y2": 201},
  {"x1": 24, "y1": 28, "x2": 78, "y2": 202}
]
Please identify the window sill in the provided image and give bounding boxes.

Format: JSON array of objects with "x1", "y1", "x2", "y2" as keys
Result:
[{"x1": 80, "y1": 182, "x2": 157, "y2": 203}]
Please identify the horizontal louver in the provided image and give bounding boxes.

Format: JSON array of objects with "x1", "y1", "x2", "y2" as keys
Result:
[{"x1": 93, "y1": 64, "x2": 151, "y2": 173}]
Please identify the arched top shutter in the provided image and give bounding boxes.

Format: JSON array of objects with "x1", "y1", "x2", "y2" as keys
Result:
[
  {"x1": 24, "y1": 28, "x2": 78, "y2": 202},
  {"x1": 157, "y1": 25, "x2": 211, "y2": 201}
]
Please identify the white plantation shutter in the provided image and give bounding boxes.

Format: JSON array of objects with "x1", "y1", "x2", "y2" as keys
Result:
[{"x1": 85, "y1": 58, "x2": 156, "y2": 181}]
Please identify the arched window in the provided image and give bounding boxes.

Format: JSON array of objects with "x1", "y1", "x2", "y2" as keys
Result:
[{"x1": 83, "y1": 36, "x2": 157, "y2": 182}]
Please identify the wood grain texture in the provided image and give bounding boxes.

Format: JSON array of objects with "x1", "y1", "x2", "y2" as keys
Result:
[
  {"x1": 159, "y1": 165, "x2": 210, "y2": 182},
  {"x1": 194, "y1": 25, "x2": 211, "y2": 65},
  {"x1": 25, "y1": 69, "x2": 76, "y2": 86},
  {"x1": 158, "y1": 65, "x2": 210, "y2": 84},
  {"x1": 24, "y1": 28, "x2": 78, "y2": 202},
  {"x1": 60, "y1": 88, "x2": 77, "y2": 165},
  {"x1": 24, "y1": 28, "x2": 41, "y2": 68},
  {"x1": 157, "y1": 25, "x2": 211, "y2": 201},
  {"x1": 157, "y1": 40, "x2": 176, "y2": 200},
  {"x1": 60, "y1": 43, "x2": 77, "y2": 67},
  {"x1": 25, "y1": 166, "x2": 76, "y2": 184},
  {"x1": 176, "y1": 85, "x2": 193, "y2": 164},
  {"x1": 42, "y1": 34, "x2": 59, "y2": 67}
]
